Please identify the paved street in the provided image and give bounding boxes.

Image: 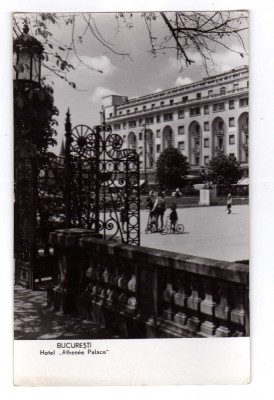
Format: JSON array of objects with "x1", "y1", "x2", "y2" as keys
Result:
[
  {"x1": 14, "y1": 284, "x2": 117, "y2": 340},
  {"x1": 140, "y1": 204, "x2": 249, "y2": 262}
]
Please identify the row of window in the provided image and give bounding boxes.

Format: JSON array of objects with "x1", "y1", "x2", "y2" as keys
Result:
[
  {"x1": 176, "y1": 135, "x2": 237, "y2": 151},
  {"x1": 138, "y1": 153, "x2": 236, "y2": 169},
  {"x1": 136, "y1": 135, "x2": 237, "y2": 158},
  {"x1": 112, "y1": 99, "x2": 248, "y2": 130},
  {"x1": 114, "y1": 82, "x2": 248, "y2": 117}
]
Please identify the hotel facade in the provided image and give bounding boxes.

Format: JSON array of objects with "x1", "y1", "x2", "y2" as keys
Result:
[{"x1": 102, "y1": 65, "x2": 249, "y2": 185}]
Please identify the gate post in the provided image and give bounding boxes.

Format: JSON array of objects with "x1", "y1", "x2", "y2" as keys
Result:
[{"x1": 64, "y1": 108, "x2": 72, "y2": 228}]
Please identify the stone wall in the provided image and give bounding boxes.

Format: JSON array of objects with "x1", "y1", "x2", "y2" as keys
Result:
[{"x1": 48, "y1": 229, "x2": 249, "y2": 338}]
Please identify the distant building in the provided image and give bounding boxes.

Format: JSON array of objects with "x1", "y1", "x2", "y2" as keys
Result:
[{"x1": 102, "y1": 66, "x2": 249, "y2": 185}]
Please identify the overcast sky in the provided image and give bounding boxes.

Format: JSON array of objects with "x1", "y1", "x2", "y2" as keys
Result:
[{"x1": 21, "y1": 12, "x2": 248, "y2": 154}]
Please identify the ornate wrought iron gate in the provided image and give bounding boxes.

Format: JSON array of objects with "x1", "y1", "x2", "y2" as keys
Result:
[
  {"x1": 15, "y1": 111, "x2": 140, "y2": 288},
  {"x1": 66, "y1": 115, "x2": 140, "y2": 246}
]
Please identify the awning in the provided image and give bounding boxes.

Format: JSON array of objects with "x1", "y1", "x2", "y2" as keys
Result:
[
  {"x1": 233, "y1": 177, "x2": 249, "y2": 186},
  {"x1": 185, "y1": 174, "x2": 198, "y2": 179}
]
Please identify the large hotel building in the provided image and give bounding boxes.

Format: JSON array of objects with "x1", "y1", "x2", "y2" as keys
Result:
[{"x1": 102, "y1": 65, "x2": 249, "y2": 185}]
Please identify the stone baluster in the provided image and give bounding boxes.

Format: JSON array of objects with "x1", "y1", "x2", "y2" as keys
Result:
[
  {"x1": 200, "y1": 277, "x2": 217, "y2": 336},
  {"x1": 128, "y1": 273, "x2": 136, "y2": 293},
  {"x1": 174, "y1": 274, "x2": 189, "y2": 326},
  {"x1": 215, "y1": 281, "x2": 232, "y2": 337},
  {"x1": 230, "y1": 285, "x2": 246, "y2": 336},
  {"x1": 186, "y1": 276, "x2": 202, "y2": 333},
  {"x1": 161, "y1": 282, "x2": 175, "y2": 321}
]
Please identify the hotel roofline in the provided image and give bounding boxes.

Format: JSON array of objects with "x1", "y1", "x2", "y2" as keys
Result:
[{"x1": 103, "y1": 65, "x2": 249, "y2": 109}]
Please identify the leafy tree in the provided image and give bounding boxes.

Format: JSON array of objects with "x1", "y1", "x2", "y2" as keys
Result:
[
  {"x1": 156, "y1": 147, "x2": 189, "y2": 189},
  {"x1": 14, "y1": 82, "x2": 58, "y2": 155},
  {"x1": 205, "y1": 154, "x2": 242, "y2": 187},
  {"x1": 13, "y1": 11, "x2": 248, "y2": 88}
]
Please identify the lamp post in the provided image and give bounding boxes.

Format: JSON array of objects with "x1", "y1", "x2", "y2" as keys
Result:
[
  {"x1": 140, "y1": 122, "x2": 147, "y2": 189},
  {"x1": 13, "y1": 20, "x2": 44, "y2": 289},
  {"x1": 13, "y1": 20, "x2": 43, "y2": 86}
]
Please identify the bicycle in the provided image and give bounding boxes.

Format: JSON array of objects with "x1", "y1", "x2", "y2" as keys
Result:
[
  {"x1": 160, "y1": 218, "x2": 185, "y2": 235},
  {"x1": 145, "y1": 211, "x2": 157, "y2": 233}
]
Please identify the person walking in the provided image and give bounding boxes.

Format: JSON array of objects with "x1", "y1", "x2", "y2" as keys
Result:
[{"x1": 226, "y1": 193, "x2": 232, "y2": 214}]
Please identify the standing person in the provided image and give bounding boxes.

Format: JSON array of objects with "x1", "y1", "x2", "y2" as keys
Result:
[
  {"x1": 226, "y1": 193, "x2": 232, "y2": 214},
  {"x1": 120, "y1": 204, "x2": 127, "y2": 233},
  {"x1": 151, "y1": 191, "x2": 159, "y2": 231},
  {"x1": 145, "y1": 193, "x2": 155, "y2": 231},
  {"x1": 169, "y1": 203, "x2": 178, "y2": 232},
  {"x1": 155, "y1": 192, "x2": 166, "y2": 232}
]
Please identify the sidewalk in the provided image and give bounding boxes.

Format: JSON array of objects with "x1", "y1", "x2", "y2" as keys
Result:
[{"x1": 14, "y1": 284, "x2": 115, "y2": 340}]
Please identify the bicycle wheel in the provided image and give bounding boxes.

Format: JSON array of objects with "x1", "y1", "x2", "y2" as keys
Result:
[
  {"x1": 150, "y1": 224, "x2": 157, "y2": 233},
  {"x1": 161, "y1": 226, "x2": 169, "y2": 235},
  {"x1": 176, "y1": 224, "x2": 185, "y2": 234}
]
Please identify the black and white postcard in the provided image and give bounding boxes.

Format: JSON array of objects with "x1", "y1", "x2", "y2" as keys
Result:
[{"x1": 12, "y1": 8, "x2": 251, "y2": 386}]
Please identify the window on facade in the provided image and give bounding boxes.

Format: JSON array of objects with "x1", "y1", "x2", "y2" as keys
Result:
[
  {"x1": 229, "y1": 117, "x2": 235, "y2": 127},
  {"x1": 139, "y1": 132, "x2": 143, "y2": 141},
  {"x1": 156, "y1": 144, "x2": 161, "y2": 153},
  {"x1": 178, "y1": 109, "x2": 185, "y2": 119},
  {"x1": 204, "y1": 156, "x2": 209, "y2": 165},
  {"x1": 229, "y1": 135, "x2": 235, "y2": 145},
  {"x1": 247, "y1": 81, "x2": 249, "y2": 88},
  {"x1": 229, "y1": 153, "x2": 235, "y2": 157},
  {"x1": 151, "y1": 104, "x2": 155, "y2": 108},
  {"x1": 229, "y1": 100, "x2": 235, "y2": 109},
  {"x1": 190, "y1": 107, "x2": 201, "y2": 116},
  {"x1": 140, "y1": 161, "x2": 143, "y2": 168},
  {"x1": 119, "y1": 111, "x2": 122, "y2": 115},
  {"x1": 178, "y1": 126, "x2": 185, "y2": 135},
  {"x1": 213, "y1": 103, "x2": 225, "y2": 112},
  {"x1": 143, "y1": 105, "x2": 147, "y2": 110},
  {"x1": 233, "y1": 83, "x2": 239, "y2": 90},
  {"x1": 204, "y1": 121, "x2": 210, "y2": 131},
  {"x1": 204, "y1": 138, "x2": 210, "y2": 148},
  {"x1": 149, "y1": 159, "x2": 153, "y2": 168},
  {"x1": 139, "y1": 119, "x2": 143, "y2": 126},
  {"x1": 220, "y1": 87, "x2": 226, "y2": 94},
  {"x1": 195, "y1": 157, "x2": 200, "y2": 165},
  {"x1": 218, "y1": 138, "x2": 224, "y2": 148},
  {"x1": 114, "y1": 123, "x2": 121, "y2": 130},
  {"x1": 123, "y1": 122, "x2": 127, "y2": 129},
  {"x1": 134, "y1": 107, "x2": 138, "y2": 112},
  {"x1": 163, "y1": 113, "x2": 173, "y2": 121},
  {"x1": 160, "y1": 101, "x2": 165, "y2": 106},
  {"x1": 170, "y1": 99, "x2": 174, "y2": 105},
  {"x1": 156, "y1": 130, "x2": 161, "y2": 138},
  {"x1": 129, "y1": 120, "x2": 136, "y2": 128},
  {"x1": 139, "y1": 147, "x2": 143, "y2": 156},
  {"x1": 178, "y1": 141, "x2": 185, "y2": 151},
  {"x1": 204, "y1": 105, "x2": 209, "y2": 115},
  {"x1": 123, "y1": 135, "x2": 126, "y2": 142},
  {"x1": 208, "y1": 90, "x2": 213, "y2": 96},
  {"x1": 145, "y1": 116, "x2": 154, "y2": 125},
  {"x1": 127, "y1": 109, "x2": 130, "y2": 114},
  {"x1": 196, "y1": 92, "x2": 201, "y2": 99},
  {"x1": 156, "y1": 115, "x2": 161, "y2": 123},
  {"x1": 109, "y1": 113, "x2": 113, "y2": 118},
  {"x1": 239, "y1": 98, "x2": 248, "y2": 107},
  {"x1": 182, "y1": 96, "x2": 188, "y2": 103}
]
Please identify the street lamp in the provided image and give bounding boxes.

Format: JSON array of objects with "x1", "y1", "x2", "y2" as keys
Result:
[
  {"x1": 139, "y1": 122, "x2": 147, "y2": 188},
  {"x1": 13, "y1": 20, "x2": 43, "y2": 86}
]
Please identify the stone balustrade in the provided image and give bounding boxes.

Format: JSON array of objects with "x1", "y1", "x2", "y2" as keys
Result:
[{"x1": 48, "y1": 229, "x2": 249, "y2": 338}]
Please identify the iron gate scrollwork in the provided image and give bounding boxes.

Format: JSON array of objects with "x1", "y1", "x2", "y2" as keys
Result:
[
  {"x1": 67, "y1": 119, "x2": 140, "y2": 246},
  {"x1": 14, "y1": 112, "x2": 140, "y2": 289}
]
